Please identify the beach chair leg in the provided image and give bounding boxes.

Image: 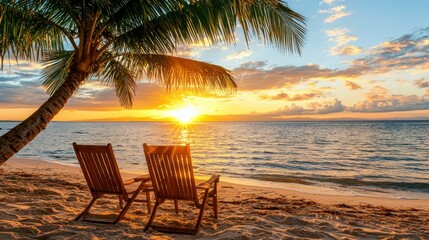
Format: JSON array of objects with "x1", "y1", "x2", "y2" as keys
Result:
[
  {"x1": 144, "y1": 200, "x2": 161, "y2": 232},
  {"x1": 213, "y1": 182, "x2": 218, "y2": 219},
  {"x1": 119, "y1": 195, "x2": 124, "y2": 209},
  {"x1": 193, "y1": 190, "x2": 209, "y2": 235},
  {"x1": 146, "y1": 191, "x2": 151, "y2": 214},
  {"x1": 114, "y1": 185, "x2": 143, "y2": 224},
  {"x1": 174, "y1": 200, "x2": 179, "y2": 214},
  {"x1": 75, "y1": 194, "x2": 100, "y2": 221}
]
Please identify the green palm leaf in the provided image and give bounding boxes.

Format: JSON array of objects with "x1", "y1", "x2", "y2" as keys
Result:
[
  {"x1": 41, "y1": 51, "x2": 75, "y2": 95},
  {"x1": 112, "y1": 0, "x2": 306, "y2": 55},
  {"x1": 98, "y1": 59, "x2": 136, "y2": 108}
]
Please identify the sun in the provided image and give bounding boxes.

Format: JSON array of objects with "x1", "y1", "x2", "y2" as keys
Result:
[{"x1": 170, "y1": 105, "x2": 198, "y2": 124}]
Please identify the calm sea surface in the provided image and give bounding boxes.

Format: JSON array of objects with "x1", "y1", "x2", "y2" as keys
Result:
[{"x1": 1, "y1": 121, "x2": 428, "y2": 199}]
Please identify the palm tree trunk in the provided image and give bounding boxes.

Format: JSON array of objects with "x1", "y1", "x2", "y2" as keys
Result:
[{"x1": 0, "y1": 67, "x2": 88, "y2": 165}]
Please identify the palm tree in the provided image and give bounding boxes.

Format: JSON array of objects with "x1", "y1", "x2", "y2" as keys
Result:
[{"x1": 0, "y1": 0, "x2": 306, "y2": 164}]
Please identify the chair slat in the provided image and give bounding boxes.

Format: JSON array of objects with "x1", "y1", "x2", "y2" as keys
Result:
[
  {"x1": 102, "y1": 151, "x2": 120, "y2": 193},
  {"x1": 172, "y1": 155, "x2": 184, "y2": 198},
  {"x1": 98, "y1": 152, "x2": 114, "y2": 192},
  {"x1": 178, "y1": 154, "x2": 190, "y2": 199},
  {"x1": 85, "y1": 152, "x2": 101, "y2": 191},
  {"x1": 94, "y1": 152, "x2": 109, "y2": 192}
]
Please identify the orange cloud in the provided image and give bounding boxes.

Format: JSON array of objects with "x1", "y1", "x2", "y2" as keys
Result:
[
  {"x1": 233, "y1": 63, "x2": 333, "y2": 90},
  {"x1": 414, "y1": 78, "x2": 429, "y2": 88},
  {"x1": 331, "y1": 45, "x2": 361, "y2": 55},
  {"x1": 344, "y1": 81, "x2": 362, "y2": 90},
  {"x1": 259, "y1": 91, "x2": 324, "y2": 101}
]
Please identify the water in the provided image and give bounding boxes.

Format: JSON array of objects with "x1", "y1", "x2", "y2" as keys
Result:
[{"x1": 1, "y1": 121, "x2": 428, "y2": 199}]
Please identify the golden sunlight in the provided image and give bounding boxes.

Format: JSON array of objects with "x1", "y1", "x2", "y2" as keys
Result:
[{"x1": 169, "y1": 105, "x2": 198, "y2": 124}]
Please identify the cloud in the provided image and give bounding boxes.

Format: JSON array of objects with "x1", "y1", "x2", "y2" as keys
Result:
[
  {"x1": 259, "y1": 91, "x2": 324, "y2": 101},
  {"x1": 234, "y1": 28, "x2": 428, "y2": 91},
  {"x1": 320, "y1": 0, "x2": 343, "y2": 5},
  {"x1": 320, "y1": 5, "x2": 351, "y2": 23},
  {"x1": 414, "y1": 78, "x2": 429, "y2": 88},
  {"x1": 325, "y1": 28, "x2": 357, "y2": 45},
  {"x1": 238, "y1": 61, "x2": 266, "y2": 69},
  {"x1": 335, "y1": 28, "x2": 429, "y2": 77},
  {"x1": 175, "y1": 45, "x2": 201, "y2": 58},
  {"x1": 325, "y1": 28, "x2": 361, "y2": 56},
  {"x1": 0, "y1": 81, "x2": 48, "y2": 108},
  {"x1": 272, "y1": 103, "x2": 306, "y2": 115},
  {"x1": 344, "y1": 81, "x2": 362, "y2": 90},
  {"x1": 66, "y1": 82, "x2": 176, "y2": 110},
  {"x1": 233, "y1": 63, "x2": 333, "y2": 90},
  {"x1": 259, "y1": 92, "x2": 289, "y2": 100},
  {"x1": 350, "y1": 86, "x2": 429, "y2": 112},
  {"x1": 309, "y1": 99, "x2": 345, "y2": 114},
  {"x1": 224, "y1": 49, "x2": 253, "y2": 61},
  {"x1": 270, "y1": 99, "x2": 345, "y2": 116},
  {"x1": 331, "y1": 45, "x2": 361, "y2": 55},
  {"x1": 0, "y1": 77, "x2": 179, "y2": 111}
]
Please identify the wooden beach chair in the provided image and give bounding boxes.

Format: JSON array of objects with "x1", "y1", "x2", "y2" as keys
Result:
[
  {"x1": 143, "y1": 143, "x2": 220, "y2": 235},
  {"x1": 73, "y1": 142, "x2": 152, "y2": 224}
]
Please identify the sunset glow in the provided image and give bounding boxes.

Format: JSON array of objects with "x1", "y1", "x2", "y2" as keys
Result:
[
  {"x1": 169, "y1": 105, "x2": 198, "y2": 124},
  {"x1": 0, "y1": 1, "x2": 428, "y2": 122}
]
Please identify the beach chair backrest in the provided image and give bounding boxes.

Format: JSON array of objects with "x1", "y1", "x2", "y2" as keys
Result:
[
  {"x1": 143, "y1": 144, "x2": 198, "y2": 203},
  {"x1": 73, "y1": 143, "x2": 126, "y2": 197}
]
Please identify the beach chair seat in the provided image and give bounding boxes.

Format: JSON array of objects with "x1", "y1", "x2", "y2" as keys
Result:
[
  {"x1": 143, "y1": 143, "x2": 220, "y2": 235},
  {"x1": 73, "y1": 142, "x2": 152, "y2": 224}
]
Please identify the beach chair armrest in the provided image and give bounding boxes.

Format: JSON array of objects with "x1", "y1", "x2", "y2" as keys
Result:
[
  {"x1": 206, "y1": 174, "x2": 220, "y2": 185},
  {"x1": 197, "y1": 174, "x2": 220, "y2": 189},
  {"x1": 123, "y1": 174, "x2": 150, "y2": 185}
]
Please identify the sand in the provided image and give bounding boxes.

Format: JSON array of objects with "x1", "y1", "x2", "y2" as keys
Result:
[{"x1": 1, "y1": 158, "x2": 428, "y2": 239}]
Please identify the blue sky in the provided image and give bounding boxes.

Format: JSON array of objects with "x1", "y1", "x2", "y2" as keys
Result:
[{"x1": 0, "y1": 0, "x2": 428, "y2": 121}]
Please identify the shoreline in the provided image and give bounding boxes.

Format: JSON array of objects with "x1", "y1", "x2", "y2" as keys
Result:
[
  {"x1": 4, "y1": 157, "x2": 429, "y2": 210},
  {"x1": 9, "y1": 156, "x2": 429, "y2": 201}
]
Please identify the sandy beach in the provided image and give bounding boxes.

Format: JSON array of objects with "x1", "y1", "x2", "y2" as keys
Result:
[{"x1": 1, "y1": 158, "x2": 428, "y2": 239}]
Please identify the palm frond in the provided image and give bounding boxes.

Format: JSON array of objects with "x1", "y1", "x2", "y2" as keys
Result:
[
  {"x1": 98, "y1": 59, "x2": 136, "y2": 108},
  {"x1": 98, "y1": 0, "x2": 179, "y2": 34},
  {"x1": 116, "y1": 54, "x2": 236, "y2": 93},
  {"x1": 41, "y1": 51, "x2": 75, "y2": 95},
  {"x1": 0, "y1": 1, "x2": 74, "y2": 67},
  {"x1": 235, "y1": 0, "x2": 307, "y2": 54},
  {"x1": 112, "y1": 0, "x2": 306, "y2": 55}
]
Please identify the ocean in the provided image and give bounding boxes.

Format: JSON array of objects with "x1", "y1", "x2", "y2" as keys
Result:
[{"x1": 1, "y1": 120, "x2": 428, "y2": 199}]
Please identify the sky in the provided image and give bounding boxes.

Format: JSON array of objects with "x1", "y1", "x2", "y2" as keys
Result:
[{"x1": 0, "y1": 0, "x2": 428, "y2": 122}]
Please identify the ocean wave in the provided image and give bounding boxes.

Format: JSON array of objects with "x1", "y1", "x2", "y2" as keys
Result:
[{"x1": 253, "y1": 174, "x2": 429, "y2": 193}]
